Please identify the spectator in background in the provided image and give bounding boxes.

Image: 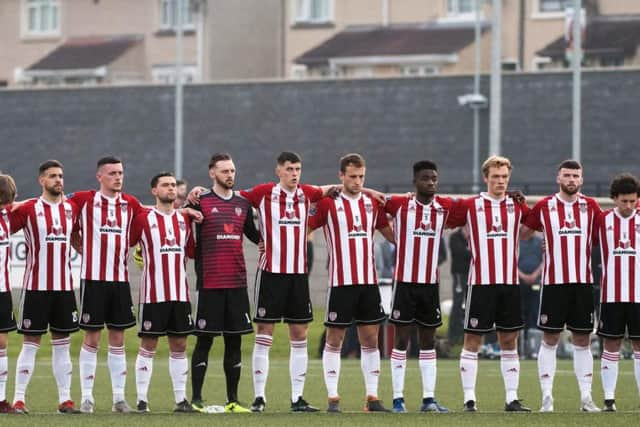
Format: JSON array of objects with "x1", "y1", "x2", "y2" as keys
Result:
[
  {"x1": 448, "y1": 228, "x2": 470, "y2": 346},
  {"x1": 174, "y1": 179, "x2": 188, "y2": 209},
  {"x1": 518, "y1": 232, "x2": 544, "y2": 359}
]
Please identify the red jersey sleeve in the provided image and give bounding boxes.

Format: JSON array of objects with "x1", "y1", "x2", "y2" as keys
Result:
[
  {"x1": 445, "y1": 198, "x2": 468, "y2": 228},
  {"x1": 308, "y1": 197, "x2": 329, "y2": 230},
  {"x1": 129, "y1": 211, "x2": 147, "y2": 246},
  {"x1": 300, "y1": 184, "x2": 324, "y2": 202},
  {"x1": 66, "y1": 190, "x2": 93, "y2": 209},
  {"x1": 239, "y1": 183, "x2": 273, "y2": 208},
  {"x1": 375, "y1": 201, "x2": 390, "y2": 230},
  {"x1": 588, "y1": 197, "x2": 603, "y2": 217},
  {"x1": 182, "y1": 213, "x2": 196, "y2": 259},
  {"x1": 518, "y1": 200, "x2": 531, "y2": 221},
  {"x1": 383, "y1": 195, "x2": 405, "y2": 216},
  {"x1": 523, "y1": 200, "x2": 544, "y2": 231},
  {"x1": 9, "y1": 199, "x2": 34, "y2": 233},
  {"x1": 125, "y1": 194, "x2": 144, "y2": 215},
  {"x1": 592, "y1": 211, "x2": 605, "y2": 246}
]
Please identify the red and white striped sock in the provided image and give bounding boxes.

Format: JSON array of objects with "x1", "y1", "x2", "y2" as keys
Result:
[
  {"x1": 135, "y1": 347, "x2": 155, "y2": 402},
  {"x1": 13, "y1": 341, "x2": 39, "y2": 404},
  {"x1": 573, "y1": 345, "x2": 593, "y2": 401},
  {"x1": 0, "y1": 348, "x2": 8, "y2": 401},
  {"x1": 361, "y1": 346, "x2": 380, "y2": 397},
  {"x1": 600, "y1": 350, "x2": 620, "y2": 400},
  {"x1": 52, "y1": 337, "x2": 72, "y2": 404},
  {"x1": 500, "y1": 349, "x2": 520, "y2": 403},
  {"x1": 634, "y1": 352, "x2": 640, "y2": 396},
  {"x1": 289, "y1": 339, "x2": 308, "y2": 402},
  {"x1": 322, "y1": 343, "x2": 341, "y2": 399},
  {"x1": 419, "y1": 349, "x2": 437, "y2": 399},
  {"x1": 108, "y1": 345, "x2": 127, "y2": 403},
  {"x1": 169, "y1": 351, "x2": 188, "y2": 403},
  {"x1": 460, "y1": 349, "x2": 478, "y2": 403},
  {"x1": 252, "y1": 334, "x2": 272, "y2": 399},
  {"x1": 390, "y1": 349, "x2": 407, "y2": 399},
  {"x1": 79, "y1": 343, "x2": 98, "y2": 402},
  {"x1": 538, "y1": 341, "x2": 557, "y2": 398}
]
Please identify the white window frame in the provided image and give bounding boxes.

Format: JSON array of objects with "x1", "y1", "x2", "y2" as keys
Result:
[
  {"x1": 532, "y1": 55, "x2": 552, "y2": 71},
  {"x1": 531, "y1": 0, "x2": 569, "y2": 20},
  {"x1": 22, "y1": 0, "x2": 60, "y2": 38},
  {"x1": 290, "y1": 64, "x2": 308, "y2": 79},
  {"x1": 400, "y1": 65, "x2": 440, "y2": 76},
  {"x1": 444, "y1": 0, "x2": 477, "y2": 21},
  {"x1": 294, "y1": 0, "x2": 334, "y2": 24},
  {"x1": 152, "y1": 64, "x2": 198, "y2": 84},
  {"x1": 159, "y1": 0, "x2": 195, "y2": 31}
]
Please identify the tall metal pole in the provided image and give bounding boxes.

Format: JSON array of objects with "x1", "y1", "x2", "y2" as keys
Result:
[
  {"x1": 472, "y1": 0, "x2": 482, "y2": 192},
  {"x1": 174, "y1": 0, "x2": 184, "y2": 179},
  {"x1": 489, "y1": 0, "x2": 502, "y2": 156},
  {"x1": 572, "y1": 0, "x2": 582, "y2": 161}
]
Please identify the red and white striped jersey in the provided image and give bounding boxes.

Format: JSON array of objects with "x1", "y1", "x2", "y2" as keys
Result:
[
  {"x1": 385, "y1": 195, "x2": 458, "y2": 284},
  {"x1": 69, "y1": 190, "x2": 143, "y2": 282},
  {"x1": 597, "y1": 209, "x2": 640, "y2": 303},
  {"x1": 448, "y1": 193, "x2": 527, "y2": 286},
  {"x1": 10, "y1": 198, "x2": 79, "y2": 291},
  {"x1": 130, "y1": 208, "x2": 195, "y2": 303},
  {"x1": 240, "y1": 183, "x2": 323, "y2": 274},
  {"x1": 309, "y1": 193, "x2": 389, "y2": 287},
  {"x1": 524, "y1": 194, "x2": 601, "y2": 285},
  {"x1": 0, "y1": 208, "x2": 11, "y2": 293}
]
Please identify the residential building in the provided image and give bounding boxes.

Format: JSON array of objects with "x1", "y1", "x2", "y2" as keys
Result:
[{"x1": 288, "y1": 0, "x2": 640, "y2": 78}]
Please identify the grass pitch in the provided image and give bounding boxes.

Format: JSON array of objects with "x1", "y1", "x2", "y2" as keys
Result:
[{"x1": 1, "y1": 320, "x2": 639, "y2": 426}]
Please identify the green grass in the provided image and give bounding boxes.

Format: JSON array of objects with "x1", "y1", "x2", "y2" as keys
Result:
[{"x1": 1, "y1": 313, "x2": 639, "y2": 425}]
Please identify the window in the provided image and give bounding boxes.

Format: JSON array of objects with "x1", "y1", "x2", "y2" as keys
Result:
[
  {"x1": 538, "y1": 0, "x2": 571, "y2": 13},
  {"x1": 600, "y1": 57, "x2": 624, "y2": 68},
  {"x1": 152, "y1": 64, "x2": 198, "y2": 84},
  {"x1": 401, "y1": 65, "x2": 439, "y2": 76},
  {"x1": 24, "y1": 0, "x2": 60, "y2": 35},
  {"x1": 501, "y1": 59, "x2": 519, "y2": 72},
  {"x1": 295, "y1": 0, "x2": 332, "y2": 23},
  {"x1": 447, "y1": 0, "x2": 475, "y2": 15},
  {"x1": 159, "y1": 0, "x2": 194, "y2": 30}
]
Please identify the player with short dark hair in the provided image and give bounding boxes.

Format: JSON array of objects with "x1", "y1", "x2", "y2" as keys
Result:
[
  {"x1": 0, "y1": 174, "x2": 17, "y2": 413},
  {"x1": 129, "y1": 172, "x2": 195, "y2": 413},
  {"x1": 189, "y1": 153, "x2": 260, "y2": 413},
  {"x1": 309, "y1": 153, "x2": 394, "y2": 413},
  {"x1": 384, "y1": 160, "x2": 455, "y2": 413},
  {"x1": 595, "y1": 173, "x2": 640, "y2": 412},
  {"x1": 521, "y1": 159, "x2": 602, "y2": 412},
  {"x1": 66, "y1": 156, "x2": 144, "y2": 413},
  {"x1": 448, "y1": 155, "x2": 531, "y2": 413},
  {"x1": 10, "y1": 160, "x2": 81, "y2": 414},
  {"x1": 238, "y1": 152, "x2": 337, "y2": 413}
]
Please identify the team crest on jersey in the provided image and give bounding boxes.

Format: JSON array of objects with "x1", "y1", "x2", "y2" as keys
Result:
[
  {"x1": 198, "y1": 319, "x2": 207, "y2": 329},
  {"x1": 65, "y1": 208, "x2": 73, "y2": 220},
  {"x1": 82, "y1": 313, "x2": 90, "y2": 323},
  {"x1": 507, "y1": 204, "x2": 515, "y2": 214},
  {"x1": 120, "y1": 204, "x2": 128, "y2": 213},
  {"x1": 328, "y1": 312, "x2": 338, "y2": 321},
  {"x1": 298, "y1": 194, "x2": 305, "y2": 203},
  {"x1": 392, "y1": 310, "x2": 400, "y2": 319},
  {"x1": 469, "y1": 318, "x2": 478, "y2": 328},
  {"x1": 579, "y1": 202, "x2": 588, "y2": 213},
  {"x1": 257, "y1": 307, "x2": 266, "y2": 317},
  {"x1": 179, "y1": 221, "x2": 186, "y2": 230},
  {"x1": 143, "y1": 320, "x2": 152, "y2": 331},
  {"x1": 22, "y1": 319, "x2": 31, "y2": 329},
  {"x1": 539, "y1": 314, "x2": 548, "y2": 325},
  {"x1": 235, "y1": 207, "x2": 243, "y2": 217},
  {"x1": 365, "y1": 204, "x2": 373, "y2": 214}
]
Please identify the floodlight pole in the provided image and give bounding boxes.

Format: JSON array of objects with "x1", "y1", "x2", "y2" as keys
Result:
[
  {"x1": 572, "y1": 0, "x2": 582, "y2": 162},
  {"x1": 174, "y1": 0, "x2": 185, "y2": 179}
]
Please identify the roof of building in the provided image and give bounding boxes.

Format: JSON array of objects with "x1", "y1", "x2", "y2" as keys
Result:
[
  {"x1": 27, "y1": 35, "x2": 143, "y2": 71},
  {"x1": 537, "y1": 15, "x2": 640, "y2": 59},
  {"x1": 295, "y1": 22, "x2": 489, "y2": 66}
]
